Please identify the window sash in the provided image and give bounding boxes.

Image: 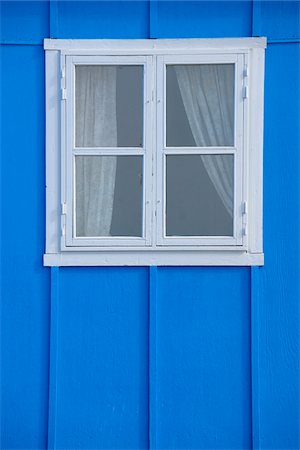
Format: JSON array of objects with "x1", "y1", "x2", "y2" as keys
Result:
[
  {"x1": 156, "y1": 54, "x2": 245, "y2": 246},
  {"x1": 63, "y1": 55, "x2": 153, "y2": 247}
]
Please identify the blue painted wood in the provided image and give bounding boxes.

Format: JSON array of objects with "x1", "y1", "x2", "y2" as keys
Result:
[
  {"x1": 0, "y1": 40, "x2": 43, "y2": 46},
  {"x1": 253, "y1": 41, "x2": 300, "y2": 450},
  {"x1": 250, "y1": 266, "x2": 261, "y2": 450},
  {"x1": 268, "y1": 38, "x2": 300, "y2": 44},
  {"x1": 152, "y1": 4, "x2": 251, "y2": 448},
  {"x1": 1, "y1": 43, "x2": 50, "y2": 449},
  {"x1": 1, "y1": 2, "x2": 299, "y2": 450},
  {"x1": 260, "y1": 1, "x2": 300, "y2": 40},
  {"x1": 47, "y1": 267, "x2": 59, "y2": 450},
  {"x1": 56, "y1": 1, "x2": 149, "y2": 39},
  {"x1": 155, "y1": 267, "x2": 252, "y2": 449},
  {"x1": 0, "y1": 0, "x2": 49, "y2": 43},
  {"x1": 149, "y1": 267, "x2": 157, "y2": 449},
  {"x1": 250, "y1": 3, "x2": 300, "y2": 449},
  {"x1": 55, "y1": 268, "x2": 149, "y2": 449},
  {"x1": 149, "y1": 0, "x2": 158, "y2": 39},
  {"x1": 49, "y1": 0, "x2": 59, "y2": 38},
  {"x1": 251, "y1": 0, "x2": 262, "y2": 37},
  {"x1": 155, "y1": 0, "x2": 252, "y2": 38}
]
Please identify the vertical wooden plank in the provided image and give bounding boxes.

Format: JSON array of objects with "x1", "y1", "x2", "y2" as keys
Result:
[
  {"x1": 155, "y1": 1, "x2": 252, "y2": 38},
  {"x1": 252, "y1": 41, "x2": 300, "y2": 450},
  {"x1": 1, "y1": 43, "x2": 50, "y2": 450},
  {"x1": 149, "y1": 266, "x2": 157, "y2": 450},
  {"x1": 44, "y1": 5, "x2": 151, "y2": 449},
  {"x1": 54, "y1": 2, "x2": 149, "y2": 39},
  {"x1": 252, "y1": 0, "x2": 262, "y2": 37},
  {"x1": 55, "y1": 267, "x2": 149, "y2": 449},
  {"x1": 48, "y1": 267, "x2": 59, "y2": 450},
  {"x1": 49, "y1": 0, "x2": 59, "y2": 38},
  {"x1": 251, "y1": 5, "x2": 299, "y2": 450},
  {"x1": 0, "y1": 1, "x2": 49, "y2": 43},
  {"x1": 149, "y1": 0, "x2": 158, "y2": 38},
  {"x1": 155, "y1": 267, "x2": 252, "y2": 449},
  {"x1": 257, "y1": 1, "x2": 300, "y2": 41},
  {"x1": 251, "y1": 266, "x2": 261, "y2": 450}
]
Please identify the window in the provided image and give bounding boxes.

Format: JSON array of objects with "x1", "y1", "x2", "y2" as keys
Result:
[{"x1": 44, "y1": 38, "x2": 266, "y2": 266}]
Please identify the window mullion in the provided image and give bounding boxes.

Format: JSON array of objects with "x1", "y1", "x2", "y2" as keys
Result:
[{"x1": 143, "y1": 55, "x2": 154, "y2": 246}]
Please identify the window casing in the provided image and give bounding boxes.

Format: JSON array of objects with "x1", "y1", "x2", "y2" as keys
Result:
[{"x1": 44, "y1": 38, "x2": 266, "y2": 266}]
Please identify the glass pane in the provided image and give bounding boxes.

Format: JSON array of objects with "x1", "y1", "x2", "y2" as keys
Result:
[
  {"x1": 75, "y1": 65, "x2": 143, "y2": 147},
  {"x1": 166, "y1": 154, "x2": 234, "y2": 236},
  {"x1": 166, "y1": 64, "x2": 235, "y2": 147},
  {"x1": 75, "y1": 156, "x2": 143, "y2": 237}
]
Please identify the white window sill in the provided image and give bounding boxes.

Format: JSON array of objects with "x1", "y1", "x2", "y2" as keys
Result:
[{"x1": 44, "y1": 251, "x2": 264, "y2": 267}]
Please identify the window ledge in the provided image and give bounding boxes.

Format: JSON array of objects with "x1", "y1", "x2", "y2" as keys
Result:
[{"x1": 44, "y1": 251, "x2": 264, "y2": 267}]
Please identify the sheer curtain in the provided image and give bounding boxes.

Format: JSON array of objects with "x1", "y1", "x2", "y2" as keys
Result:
[
  {"x1": 75, "y1": 65, "x2": 117, "y2": 236},
  {"x1": 175, "y1": 64, "x2": 234, "y2": 216}
]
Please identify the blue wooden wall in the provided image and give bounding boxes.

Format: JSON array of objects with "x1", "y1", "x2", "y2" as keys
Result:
[{"x1": 1, "y1": 1, "x2": 299, "y2": 449}]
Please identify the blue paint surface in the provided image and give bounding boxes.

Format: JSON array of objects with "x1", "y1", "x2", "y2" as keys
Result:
[
  {"x1": 156, "y1": 1, "x2": 252, "y2": 38},
  {"x1": 260, "y1": 1, "x2": 300, "y2": 40},
  {"x1": 0, "y1": 1, "x2": 49, "y2": 43},
  {"x1": 156, "y1": 267, "x2": 252, "y2": 449},
  {"x1": 1, "y1": 2, "x2": 299, "y2": 450},
  {"x1": 56, "y1": 1, "x2": 149, "y2": 39},
  {"x1": 56, "y1": 268, "x2": 149, "y2": 449},
  {"x1": 255, "y1": 41, "x2": 300, "y2": 450},
  {"x1": 1, "y1": 44, "x2": 50, "y2": 449}
]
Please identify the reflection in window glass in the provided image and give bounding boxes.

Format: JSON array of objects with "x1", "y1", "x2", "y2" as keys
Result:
[
  {"x1": 166, "y1": 64, "x2": 235, "y2": 147},
  {"x1": 75, "y1": 156, "x2": 143, "y2": 237},
  {"x1": 75, "y1": 65, "x2": 143, "y2": 147},
  {"x1": 166, "y1": 154, "x2": 234, "y2": 236}
]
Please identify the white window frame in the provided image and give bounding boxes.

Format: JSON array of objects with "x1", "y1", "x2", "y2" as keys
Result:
[
  {"x1": 156, "y1": 53, "x2": 244, "y2": 247},
  {"x1": 64, "y1": 55, "x2": 153, "y2": 248},
  {"x1": 44, "y1": 38, "x2": 266, "y2": 266}
]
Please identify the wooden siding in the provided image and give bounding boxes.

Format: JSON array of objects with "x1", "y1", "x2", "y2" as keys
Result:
[{"x1": 1, "y1": 1, "x2": 299, "y2": 449}]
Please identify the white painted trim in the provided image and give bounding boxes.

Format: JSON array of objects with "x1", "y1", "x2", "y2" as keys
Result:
[
  {"x1": 44, "y1": 38, "x2": 267, "y2": 52},
  {"x1": 47, "y1": 244, "x2": 249, "y2": 252},
  {"x1": 45, "y1": 50, "x2": 61, "y2": 254},
  {"x1": 44, "y1": 38, "x2": 265, "y2": 266},
  {"x1": 242, "y1": 52, "x2": 250, "y2": 250},
  {"x1": 44, "y1": 251, "x2": 264, "y2": 267},
  {"x1": 248, "y1": 47, "x2": 265, "y2": 254},
  {"x1": 63, "y1": 55, "x2": 153, "y2": 248},
  {"x1": 156, "y1": 53, "x2": 245, "y2": 247},
  {"x1": 161, "y1": 53, "x2": 239, "y2": 65}
]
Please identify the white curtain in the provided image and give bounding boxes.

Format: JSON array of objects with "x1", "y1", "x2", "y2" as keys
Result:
[
  {"x1": 175, "y1": 64, "x2": 234, "y2": 216},
  {"x1": 75, "y1": 65, "x2": 117, "y2": 236}
]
